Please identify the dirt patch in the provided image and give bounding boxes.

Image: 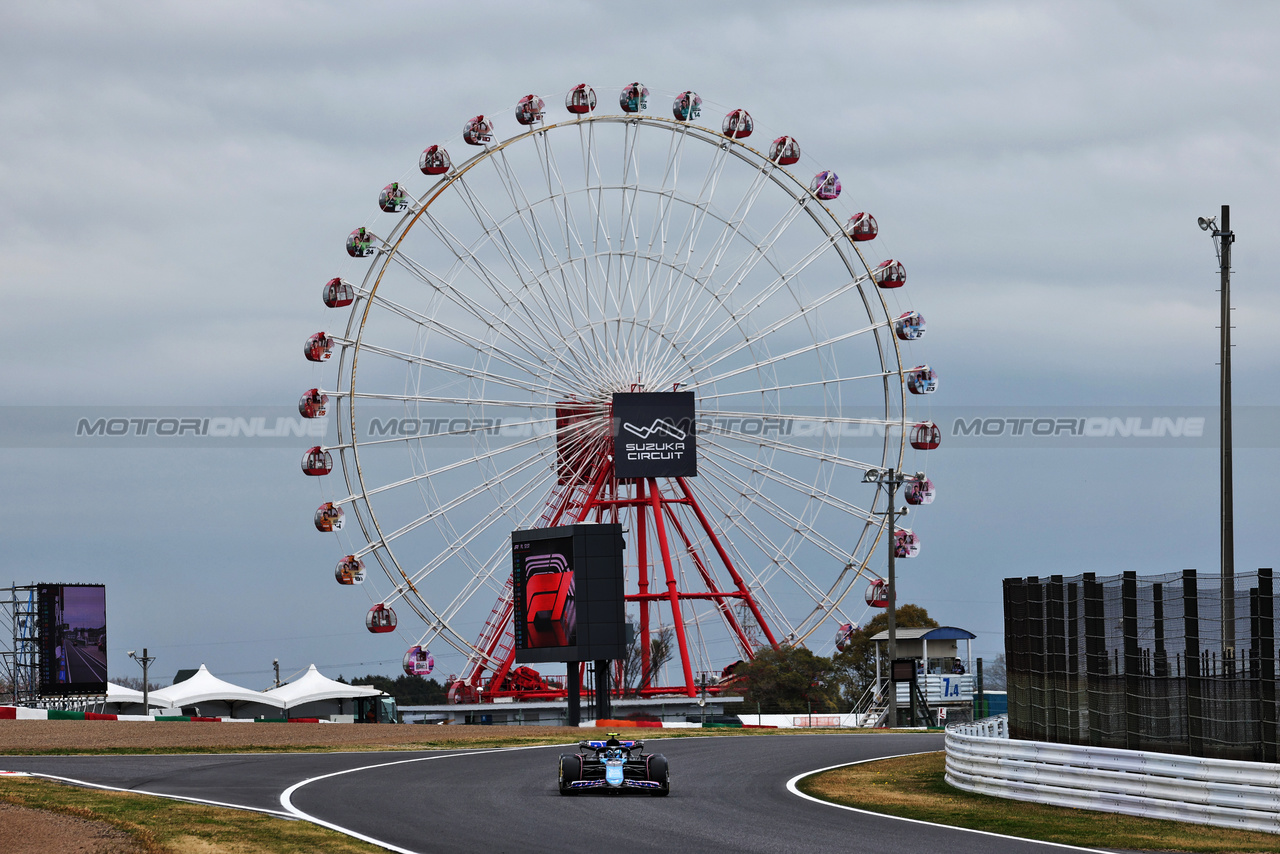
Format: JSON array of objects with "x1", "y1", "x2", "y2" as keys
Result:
[
  {"x1": 0, "y1": 801, "x2": 148, "y2": 853},
  {"x1": 0, "y1": 720, "x2": 597, "y2": 754}
]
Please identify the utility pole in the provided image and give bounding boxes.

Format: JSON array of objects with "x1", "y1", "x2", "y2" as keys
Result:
[
  {"x1": 863, "y1": 467, "x2": 912, "y2": 727},
  {"x1": 127, "y1": 649, "x2": 155, "y2": 712}
]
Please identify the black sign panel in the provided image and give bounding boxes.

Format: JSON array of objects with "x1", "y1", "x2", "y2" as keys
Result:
[
  {"x1": 513, "y1": 523, "x2": 626, "y2": 664},
  {"x1": 612, "y1": 392, "x2": 696, "y2": 478},
  {"x1": 37, "y1": 584, "x2": 108, "y2": 695}
]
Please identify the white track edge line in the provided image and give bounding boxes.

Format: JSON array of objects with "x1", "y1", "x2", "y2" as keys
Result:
[
  {"x1": 21, "y1": 772, "x2": 294, "y2": 818},
  {"x1": 280, "y1": 743, "x2": 569, "y2": 854},
  {"x1": 785, "y1": 752, "x2": 1115, "y2": 854}
]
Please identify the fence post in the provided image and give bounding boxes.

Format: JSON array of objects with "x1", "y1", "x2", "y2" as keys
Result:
[
  {"x1": 1184, "y1": 569, "x2": 1203, "y2": 757},
  {"x1": 1067, "y1": 581, "x2": 1080, "y2": 743},
  {"x1": 1259, "y1": 567, "x2": 1276, "y2": 763},
  {"x1": 1123, "y1": 571, "x2": 1140, "y2": 750},
  {"x1": 1027, "y1": 576, "x2": 1045, "y2": 741},
  {"x1": 1047, "y1": 575, "x2": 1066, "y2": 742},
  {"x1": 1004, "y1": 577, "x2": 1028, "y2": 739},
  {"x1": 1083, "y1": 572, "x2": 1105, "y2": 746}
]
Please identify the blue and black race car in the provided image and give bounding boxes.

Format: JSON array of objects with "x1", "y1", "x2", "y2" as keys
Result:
[{"x1": 559, "y1": 733, "x2": 670, "y2": 796}]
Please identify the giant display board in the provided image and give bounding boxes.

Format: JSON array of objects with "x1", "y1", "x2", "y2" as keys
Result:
[
  {"x1": 512, "y1": 523, "x2": 625, "y2": 664},
  {"x1": 611, "y1": 391, "x2": 697, "y2": 478},
  {"x1": 37, "y1": 584, "x2": 107, "y2": 695}
]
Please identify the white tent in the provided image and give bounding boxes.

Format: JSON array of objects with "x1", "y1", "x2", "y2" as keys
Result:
[
  {"x1": 148, "y1": 664, "x2": 284, "y2": 718},
  {"x1": 264, "y1": 664, "x2": 387, "y2": 720},
  {"x1": 100, "y1": 681, "x2": 165, "y2": 714}
]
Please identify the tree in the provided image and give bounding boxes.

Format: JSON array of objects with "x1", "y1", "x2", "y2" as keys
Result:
[
  {"x1": 731, "y1": 645, "x2": 837, "y2": 713},
  {"x1": 980, "y1": 653, "x2": 1007, "y2": 690},
  {"x1": 831, "y1": 603, "x2": 938, "y2": 706},
  {"x1": 346, "y1": 673, "x2": 446, "y2": 705},
  {"x1": 114, "y1": 675, "x2": 162, "y2": 692},
  {"x1": 621, "y1": 625, "x2": 675, "y2": 696}
]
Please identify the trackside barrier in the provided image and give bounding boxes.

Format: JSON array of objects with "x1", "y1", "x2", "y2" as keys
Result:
[{"x1": 945, "y1": 716, "x2": 1280, "y2": 835}]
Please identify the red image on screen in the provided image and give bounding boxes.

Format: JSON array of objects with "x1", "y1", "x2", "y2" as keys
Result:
[{"x1": 523, "y1": 553, "x2": 576, "y2": 648}]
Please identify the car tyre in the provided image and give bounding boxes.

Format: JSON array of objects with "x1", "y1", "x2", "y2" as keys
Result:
[
  {"x1": 559, "y1": 753, "x2": 580, "y2": 795},
  {"x1": 647, "y1": 754, "x2": 670, "y2": 797}
]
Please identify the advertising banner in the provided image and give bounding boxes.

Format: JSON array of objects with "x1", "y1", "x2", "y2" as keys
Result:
[{"x1": 611, "y1": 392, "x2": 697, "y2": 478}]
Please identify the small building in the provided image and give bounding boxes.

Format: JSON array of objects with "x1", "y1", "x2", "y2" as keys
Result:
[{"x1": 859, "y1": 626, "x2": 978, "y2": 727}]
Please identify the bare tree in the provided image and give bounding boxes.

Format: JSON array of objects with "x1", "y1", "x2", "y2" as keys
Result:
[{"x1": 621, "y1": 625, "x2": 675, "y2": 697}]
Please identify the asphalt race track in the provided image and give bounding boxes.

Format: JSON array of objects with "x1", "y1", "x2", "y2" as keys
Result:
[{"x1": 2, "y1": 733, "x2": 1110, "y2": 854}]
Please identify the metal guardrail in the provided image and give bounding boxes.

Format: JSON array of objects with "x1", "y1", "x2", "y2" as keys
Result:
[{"x1": 945, "y1": 715, "x2": 1280, "y2": 834}]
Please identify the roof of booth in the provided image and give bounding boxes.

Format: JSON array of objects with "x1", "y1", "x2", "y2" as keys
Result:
[
  {"x1": 148, "y1": 664, "x2": 284, "y2": 709},
  {"x1": 869, "y1": 626, "x2": 977, "y2": 642},
  {"x1": 264, "y1": 664, "x2": 385, "y2": 706},
  {"x1": 105, "y1": 681, "x2": 160, "y2": 707}
]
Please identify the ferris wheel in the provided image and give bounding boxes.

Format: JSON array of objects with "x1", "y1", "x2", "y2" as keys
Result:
[{"x1": 300, "y1": 83, "x2": 938, "y2": 701}]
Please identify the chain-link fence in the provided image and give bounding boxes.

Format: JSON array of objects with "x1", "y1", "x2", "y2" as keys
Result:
[{"x1": 1004, "y1": 568, "x2": 1277, "y2": 761}]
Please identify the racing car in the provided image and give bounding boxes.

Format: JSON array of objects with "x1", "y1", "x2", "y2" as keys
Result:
[{"x1": 558, "y1": 733, "x2": 669, "y2": 796}]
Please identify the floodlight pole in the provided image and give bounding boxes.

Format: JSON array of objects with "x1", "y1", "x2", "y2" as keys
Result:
[
  {"x1": 1202, "y1": 205, "x2": 1236, "y2": 659},
  {"x1": 1219, "y1": 205, "x2": 1235, "y2": 660}
]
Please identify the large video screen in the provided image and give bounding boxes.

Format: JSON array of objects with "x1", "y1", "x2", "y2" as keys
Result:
[
  {"x1": 37, "y1": 584, "x2": 108, "y2": 695},
  {"x1": 513, "y1": 524, "x2": 625, "y2": 664}
]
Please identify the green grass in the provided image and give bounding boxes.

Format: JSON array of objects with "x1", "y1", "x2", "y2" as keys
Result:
[
  {"x1": 799, "y1": 751, "x2": 1280, "y2": 853},
  {"x1": 0, "y1": 775, "x2": 388, "y2": 853}
]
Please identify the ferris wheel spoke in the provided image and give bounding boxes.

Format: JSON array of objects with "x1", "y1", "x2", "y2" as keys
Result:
[
  {"x1": 386, "y1": 247, "x2": 551, "y2": 370},
  {"x1": 695, "y1": 372, "x2": 895, "y2": 401},
  {"x1": 481, "y1": 146, "x2": 628, "y2": 390},
  {"x1": 352, "y1": 342, "x2": 548, "y2": 397},
  {"x1": 691, "y1": 327, "x2": 897, "y2": 391},
  {"x1": 696, "y1": 421, "x2": 889, "y2": 477},
  {"x1": 650, "y1": 141, "x2": 733, "y2": 334},
  {"x1": 698, "y1": 438, "x2": 877, "y2": 526},
  {"x1": 446, "y1": 176, "x2": 587, "y2": 346},
  {"x1": 403, "y1": 459, "x2": 555, "y2": 594},
  {"x1": 487, "y1": 149, "x2": 594, "y2": 338},
  {"x1": 690, "y1": 464, "x2": 836, "y2": 616},
  {"x1": 678, "y1": 233, "x2": 861, "y2": 364},
  {"x1": 334, "y1": 430, "x2": 553, "y2": 510},
  {"x1": 354, "y1": 443, "x2": 553, "y2": 558},
  {"x1": 700, "y1": 408, "x2": 902, "y2": 429},
  {"x1": 363, "y1": 288, "x2": 549, "y2": 380},
  {"x1": 696, "y1": 449, "x2": 854, "y2": 562},
  {"x1": 533, "y1": 132, "x2": 610, "y2": 340}
]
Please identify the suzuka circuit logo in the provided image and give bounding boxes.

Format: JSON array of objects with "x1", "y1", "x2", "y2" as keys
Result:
[{"x1": 622, "y1": 419, "x2": 688, "y2": 441}]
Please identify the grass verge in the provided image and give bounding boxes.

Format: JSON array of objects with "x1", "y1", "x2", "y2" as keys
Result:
[
  {"x1": 0, "y1": 775, "x2": 387, "y2": 853},
  {"x1": 798, "y1": 751, "x2": 1280, "y2": 853}
]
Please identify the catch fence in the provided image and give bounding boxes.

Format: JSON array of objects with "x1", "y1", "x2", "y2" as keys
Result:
[{"x1": 1004, "y1": 568, "x2": 1277, "y2": 761}]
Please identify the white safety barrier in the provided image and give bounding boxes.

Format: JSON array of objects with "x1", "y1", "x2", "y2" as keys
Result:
[{"x1": 945, "y1": 716, "x2": 1280, "y2": 835}]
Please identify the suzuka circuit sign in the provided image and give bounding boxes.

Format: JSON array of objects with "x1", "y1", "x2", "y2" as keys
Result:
[{"x1": 611, "y1": 392, "x2": 697, "y2": 478}]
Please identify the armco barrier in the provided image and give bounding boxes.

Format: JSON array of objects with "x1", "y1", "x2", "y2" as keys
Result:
[{"x1": 945, "y1": 716, "x2": 1280, "y2": 834}]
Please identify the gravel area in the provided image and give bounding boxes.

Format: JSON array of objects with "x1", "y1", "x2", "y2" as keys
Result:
[
  {"x1": 0, "y1": 802, "x2": 147, "y2": 853},
  {"x1": 0, "y1": 720, "x2": 588, "y2": 753}
]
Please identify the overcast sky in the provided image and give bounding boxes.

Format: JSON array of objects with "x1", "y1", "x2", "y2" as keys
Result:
[{"x1": 3, "y1": 1, "x2": 1278, "y2": 691}]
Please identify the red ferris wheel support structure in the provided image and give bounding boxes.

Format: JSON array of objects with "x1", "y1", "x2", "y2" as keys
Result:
[{"x1": 447, "y1": 405, "x2": 779, "y2": 703}]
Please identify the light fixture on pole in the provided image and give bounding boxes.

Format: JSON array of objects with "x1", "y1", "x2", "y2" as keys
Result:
[
  {"x1": 1199, "y1": 206, "x2": 1236, "y2": 660},
  {"x1": 126, "y1": 648, "x2": 156, "y2": 713},
  {"x1": 862, "y1": 467, "x2": 918, "y2": 727}
]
